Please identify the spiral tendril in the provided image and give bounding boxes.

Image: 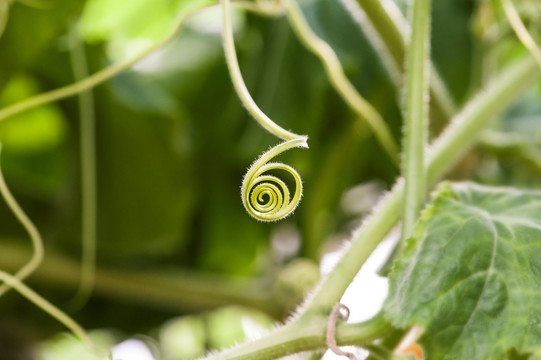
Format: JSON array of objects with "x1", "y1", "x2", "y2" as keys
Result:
[
  {"x1": 242, "y1": 138, "x2": 308, "y2": 222},
  {"x1": 221, "y1": 0, "x2": 308, "y2": 221}
]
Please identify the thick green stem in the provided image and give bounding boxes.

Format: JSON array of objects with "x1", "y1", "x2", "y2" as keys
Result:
[
  {"x1": 301, "y1": 56, "x2": 540, "y2": 314},
  {"x1": 201, "y1": 313, "x2": 389, "y2": 360},
  {"x1": 346, "y1": 0, "x2": 456, "y2": 121},
  {"x1": 401, "y1": 0, "x2": 431, "y2": 240},
  {"x1": 201, "y1": 55, "x2": 539, "y2": 360},
  {"x1": 193, "y1": 56, "x2": 541, "y2": 360},
  {"x1": 285, "y1": 0, "x2": 400, "y2": 165},
  {"x1": 426, "y1": 57, "x2": 539, "y2": 182},
  {"x1": 351, "y1": 0, "x2": 406, "y2": 65}
]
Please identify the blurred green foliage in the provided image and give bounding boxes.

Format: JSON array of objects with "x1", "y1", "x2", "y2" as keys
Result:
[{"x1": 1, "y1": 0, "x2": 540, "y2": 358}]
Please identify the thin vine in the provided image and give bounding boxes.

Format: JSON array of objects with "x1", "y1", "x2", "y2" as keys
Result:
[
  {"x1": 341, "y1": 0, "x2": 457, "y2": 122},
  {"x1": 501, "y1": 0, "x2": 541, "y2": 68},
  {"x1": 0, "y1": 0, "x2": 10, "y2": 38},
  {"x1": 0, "y1": 145, "x2": 103, "y2": 356},
  {"x1": 285, "y1": 0, "x2": 400, "y2": 165},
  {"x1": 0, "y1": 144, "x2": 44, "y2": 297},
  {"x1": 221, "y1": 0, "x2": 308, "y2": 221},
  {"x1": 68, "y1": 22, "x2": 97, "y2": 310},
  {"x1": 0, "y1": 270, "x2": 95, "y2": 349}
]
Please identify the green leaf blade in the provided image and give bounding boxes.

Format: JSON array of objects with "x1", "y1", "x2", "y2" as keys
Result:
[{"x1": 385, "y1": 182, "x2": 541, "y2": 360}]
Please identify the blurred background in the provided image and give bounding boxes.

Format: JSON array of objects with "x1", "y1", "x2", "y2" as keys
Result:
[{"x1": 0, "y1": 0, "x2": 540, "y2": 358}]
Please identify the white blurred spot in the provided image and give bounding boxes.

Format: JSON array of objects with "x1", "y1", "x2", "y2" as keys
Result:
[
  {"x1": 341, "y1": 182, "x2": 384, "y2": 215},
  {"x1": 112, "y1": 339, "x2": 155, "y2": 360},
  {"x1": 271, "y1": 223, "x2": 301, "y2": 263},
  {"x1": 241, "y1": 316, "x2": 267, "y2": 341},
  {"x1": 323, "y1": 346, "x2": 368, "y2": 360},
  {"x1": 185, "y1": 6, "x2": 245, "y2": 34}
]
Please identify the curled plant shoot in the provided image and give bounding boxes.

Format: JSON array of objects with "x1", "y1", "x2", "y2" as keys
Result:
[
  {"x1": 327, "y1": 303, "x2": 356, "y2": 360},
  {"x1": 242, "y1": 138, "x2": 308, "y2": 221},
  {"x1": 221, "y1": 0, "x2": 308, "y2": 220}
]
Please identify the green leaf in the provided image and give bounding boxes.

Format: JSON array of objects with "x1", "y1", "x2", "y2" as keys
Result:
[
  {"x1": 78, "y1": 0, "x2": 215, "y2": 62},
  {"x1": 385, "y1": 182, "x2": 541, "y2": 360}
]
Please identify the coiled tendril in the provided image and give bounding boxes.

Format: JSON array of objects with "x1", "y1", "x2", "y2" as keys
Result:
[
  {"x1": 242, "y1": 138, "x2": 308, "y2": 221},
  {"x1": 221, "y1": 0, "x2": 308, "y2": 221}
]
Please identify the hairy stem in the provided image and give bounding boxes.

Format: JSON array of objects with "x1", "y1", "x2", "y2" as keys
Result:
[
  {"x1": 200, "y1": 56, "x2": 539, "y2": 360},
  {"x1": 201, "y1": 313, "x2": 389, "y2": 360},
  {"x1": 68, "y1": 23, "x2": 97, "y2": 309},
  {"x1": 401, "y1": 0, "x2": 431, "y2": 240},
  {"x1": 285, "y1": 0, "x2": 400, "y2": 165},
  {"x1": 305, "y1": 56, "x2": 540, "y2": 313},
  {"x1": 0, "y1": 145, "x2": 44, "y2": 297},
  {"x1": 222, "y1": 0, "x2": 308, "y2": 221},
  {"x1": 344, "y1": 0, "x2": 456, "y2": 121},
  {"x1": 242, "y1": 138, "x2": 308, "y2": 221},
  {"x1": 222, "y1": 0, "x2": 302, "y2": 141}
]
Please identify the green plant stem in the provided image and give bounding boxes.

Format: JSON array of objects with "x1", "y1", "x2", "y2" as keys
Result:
[
  {"x1": 0, "y1": 145, "x2": 44, "y2": 297},
  {"x1": 347, "y1": 0, "x2": 456, "y2": 121},
  {"x1": 285, "y1": 0, "x2": 399, "y2": 165},
  {"x1": 0, "y1": 270, "x2": 93, "y2": 349},
  {"x1": 0, "y1": 0, "x2": 278, "y2": 124},
  {"x1": 305, "y1": 56, "x2": 540, "y2": 314},
  {"x1": 0, "y1": 241, "x2": 283, "y2": 317},
  {"x1": 200, "y1": 52, "x2": 541, "y2": 360},
  {"x1": 0, "y1": 0, "x2": 10, "y2": 39},
  {"x1": 401, "y1": 0, "x2": 431, "y2": 240},
  {"x1": 201, "y1": 312, "x2": 389, "y2": 360},
  {"x1": 351, "y1": 0, "x2": 407, "y2": 69},
  {"x1": 201, "y1": 56, "x2": 540, "y2": 360},
  {"x1": 501, "y1": 0, "x2": 541, "y2": 68},
  {"x1": 222, "y1": 0, "x2": 302, "y2": 141},
  {"x1": 68, "y1": 23, "x2": 97, "y2": 309}
]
